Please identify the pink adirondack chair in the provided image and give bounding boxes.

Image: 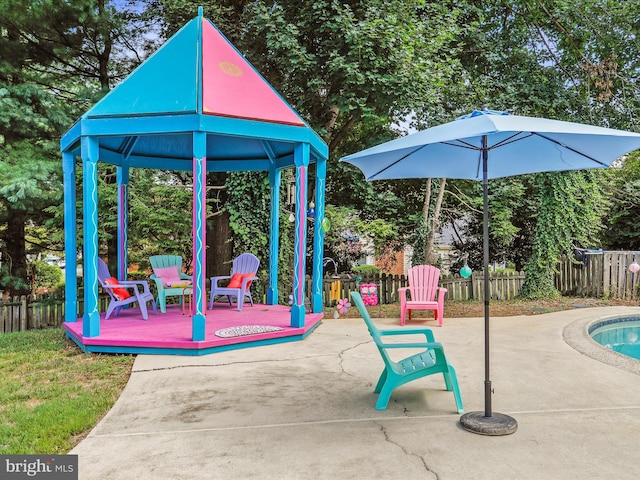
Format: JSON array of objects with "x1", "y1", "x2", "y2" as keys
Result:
[{"x1": 398, "y1": 265, "x2": 447, "y2": 326}]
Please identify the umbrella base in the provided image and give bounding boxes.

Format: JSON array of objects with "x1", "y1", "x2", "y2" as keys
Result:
[{"x1": 460, "y1": 411, "x2": 518, "y2": 436}]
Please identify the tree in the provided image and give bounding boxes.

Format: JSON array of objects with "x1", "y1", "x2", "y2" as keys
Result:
[
  {"x1": 3, "y1": 0, "x2": 640, "y2": 299},
  {"x1": 601, "y1": 151, "x2": 640, "y2": 250},
  {"x1": 0, "y1": 1, "x2": 74, "y2": 292},
  {"x1": 0, "y1": 0, "x2": 153, "y2": 293},
  {"x1": 429, "y1": 1, "x2": 638, "y2": 295},
  {"x1": 148, "y1": 0, "x2": 465, "y2": 280},
  {"x1": 0, "y1": 136, "x2": 65, "y2": 293}
]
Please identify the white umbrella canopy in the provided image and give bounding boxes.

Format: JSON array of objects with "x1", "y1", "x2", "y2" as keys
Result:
[{"x1": 340, "y1": 108, "x2": 640, "y2": 435}]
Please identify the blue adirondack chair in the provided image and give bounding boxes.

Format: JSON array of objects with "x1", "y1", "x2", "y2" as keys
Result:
[
  {"x1": 208, "y1": 253, "x2": 260, "y2": 311},
  {"x1": 149, "y1": 255, "x2": 193, "y2": 313},
  {"x1": 97, "y1": 258, "x2": 157, "y2": 320},
  {"x1": 350, "y1": 291, "x2": 464, "y2": 412}
]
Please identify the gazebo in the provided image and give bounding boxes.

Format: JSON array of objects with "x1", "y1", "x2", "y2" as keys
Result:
[{"x1": 60, "y1": 8, "x2": 328, "y2": 355}]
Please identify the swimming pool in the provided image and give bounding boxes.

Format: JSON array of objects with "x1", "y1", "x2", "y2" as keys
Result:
[{"x1": 589, "y1": 317, "x2": 640, "y2": 361}]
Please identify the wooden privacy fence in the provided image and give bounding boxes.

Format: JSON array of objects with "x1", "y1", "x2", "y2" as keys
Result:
[
  {"x1": 320, "y1": 271, "x2": 526, "y2": 306},
  {"x1": 3, "y1": 271, "x2": 528, "y2": 333},
  {"x1": 5, "y1": 250, "x2": 640, "y2": 334},
  {"x1": 555, "y1": 251, "x2": 640, "y2": 299},
  {"x1": 1, "y1": 291, "x2": 111, "y2": 334},
  {"x1": 18, "y1": 255, "x2": 640, "y2": 334}
]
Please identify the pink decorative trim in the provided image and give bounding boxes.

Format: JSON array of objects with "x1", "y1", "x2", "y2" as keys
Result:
[
  {"x1": 118, "y1": 184, "x2": 126, "y2": 277},
  {"x1": 297, "y1": 166, "x2": 307, "y2": 305}
]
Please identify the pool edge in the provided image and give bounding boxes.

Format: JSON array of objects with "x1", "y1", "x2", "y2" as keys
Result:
[{"x1": 564, "y1": 313, "x2": 640, "y2": 376}]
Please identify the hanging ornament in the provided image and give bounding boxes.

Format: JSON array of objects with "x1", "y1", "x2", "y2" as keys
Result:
[
  {"x1": 629, "y1": 262, "x2": 640, "y2": 274},
  {"x1": 321, "y1": 217, "x2": 331, "y2": 232},
  {"x1": 460, "y1": 264, "x2": 472, "y2": 278}
]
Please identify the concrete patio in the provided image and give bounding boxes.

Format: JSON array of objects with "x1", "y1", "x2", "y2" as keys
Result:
[{"x1": 71, "y1": 306, "x2": 640, "y2": 479}]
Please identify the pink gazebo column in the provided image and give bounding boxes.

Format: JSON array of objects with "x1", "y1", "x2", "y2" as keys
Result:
[
  {"x1": 116, "y1": 166, "x2": 129, "y2": 281},
  {"x1": 291, "y1": 143, "x2": 310, "y2": 328},
  {"x1": 267, "y1": 167, "x2": 281, "y2": 305}
]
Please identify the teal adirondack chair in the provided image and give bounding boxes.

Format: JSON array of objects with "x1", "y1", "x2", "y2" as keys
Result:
[
  {"x1": 350, "y1": 291, "x2": 464, "y2": 412},
  {"x1": 149, "y1": 255, "x2": 193, "y2": 313}
]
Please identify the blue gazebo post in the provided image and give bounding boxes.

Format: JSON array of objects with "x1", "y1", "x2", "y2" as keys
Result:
[
  {"x1": 62, "y1": 152, "x2": 77, "y2": 323},
  {"x1": 311, "y1": 158, "x2": 326, "y2": 313},
  {"x1": 291, "y1": 143, "x2": 310, "y2": 327},
  {"x1": 267, "y1": 167, "x2": 281, "y2": 305},
  {"x1": 116, "y1": 166, "x2": 129, "y2": 280},
  {"x1": 191, "y1": 131, "x2": 207, "y2": 340},
  {"x1": 81, "y1": 136, "x2": 100, "y2": 337}
]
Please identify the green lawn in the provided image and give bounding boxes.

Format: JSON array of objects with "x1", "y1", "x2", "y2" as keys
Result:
[{"x1": 0, "y1": 328, "x2": 134, "y2": 454}]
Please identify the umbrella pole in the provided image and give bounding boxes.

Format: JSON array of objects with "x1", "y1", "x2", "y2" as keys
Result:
[
  {"x1": 460, "y1": 135, "x2": 518, "y2": 436},
  {"x1": 482, "y1": 142, "x2": 492, "y2": 418}
]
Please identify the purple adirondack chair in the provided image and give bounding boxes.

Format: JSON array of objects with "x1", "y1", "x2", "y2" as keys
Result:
[
  {"x1": 97, "y1": 258, "x2": 157, "y2": 320},
  {"x1": 208, "y1": 253, "x2": 260, "y2": 311}
]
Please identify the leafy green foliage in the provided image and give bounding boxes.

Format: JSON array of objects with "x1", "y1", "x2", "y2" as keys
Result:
[
  {"x1": 352, "y1": 264, "x2": 380, "y2": 276},
  {"x1": 520, "y1": 170, "x2": 611, "y2": 298},
  {"x1": 31, "y1": 261, "x2": 64, "y2": 290},
  {"x1": 2, "y1": 0, "x2": 640, "y2": 301},
  {"x1": 323, "y1": 204, "x2": 396, "y2": 271},
  {"x1": 224, "y1": 171, "x2": 271, "y2": 299},
  {"x1": 602, "y1": 152, "x2": 640, "y2": 250},
  {"x1": 126, "y1": 170, "x2": 195, "y2": 271}
]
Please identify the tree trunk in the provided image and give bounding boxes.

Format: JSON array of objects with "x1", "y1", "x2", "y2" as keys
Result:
[
  {"x1": 206, "y1": 173, "x2": 233, "y2": 276},
  {"x1": 422, "y1": 179, "x2": 432, "y2": 223},
  {"x1": 425, "y1": 178, "x2": 447, "y2": 265},
  {"x1": 3, "y1": 208, "x2": 29, "y2": 295},
  {"x1": 207, "y1": 210, "x2": 233, "y2": 276},
  {"x1": 421, "y1": 179, "x2": 432, "y2": 262},
  {"x1": 103, "y1": 166, "x2": 118, "y2": 272}
]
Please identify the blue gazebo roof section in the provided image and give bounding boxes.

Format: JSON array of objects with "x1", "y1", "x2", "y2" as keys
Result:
[
  {"x1": 60, "y1": 8, "x2": 328, "y2": 354},
  {"x1": 60, "y1": 9, "x2": 327, "y2": 172},
  {"x1": 86, "y1": 16, "x2": 201, "y2": 118}
]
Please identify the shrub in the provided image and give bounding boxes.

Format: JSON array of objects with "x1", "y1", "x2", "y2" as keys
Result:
[
  {"x1": 127, "y1": 270, "x2": 149, "y2": 281},
  {"x1": 31, "y1": 261, "x2": 64, "y2": 290},
  {"x1": 352, "y1": 265, "x2": 380, "y2": 277}
]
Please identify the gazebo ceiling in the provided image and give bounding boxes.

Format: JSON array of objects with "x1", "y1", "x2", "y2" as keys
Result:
[{"x1": 60, "y1": 9, "x2": 327, "y2": 170}]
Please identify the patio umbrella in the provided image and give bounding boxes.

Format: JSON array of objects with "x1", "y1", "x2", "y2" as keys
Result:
[{"x1": 340, "y1": 108, "x2": 640, "y2": 435}]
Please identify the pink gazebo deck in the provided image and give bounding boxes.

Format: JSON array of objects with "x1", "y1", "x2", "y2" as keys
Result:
[{"x1": 64, "y1": 304, "x2": 324, "y2": 356}]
